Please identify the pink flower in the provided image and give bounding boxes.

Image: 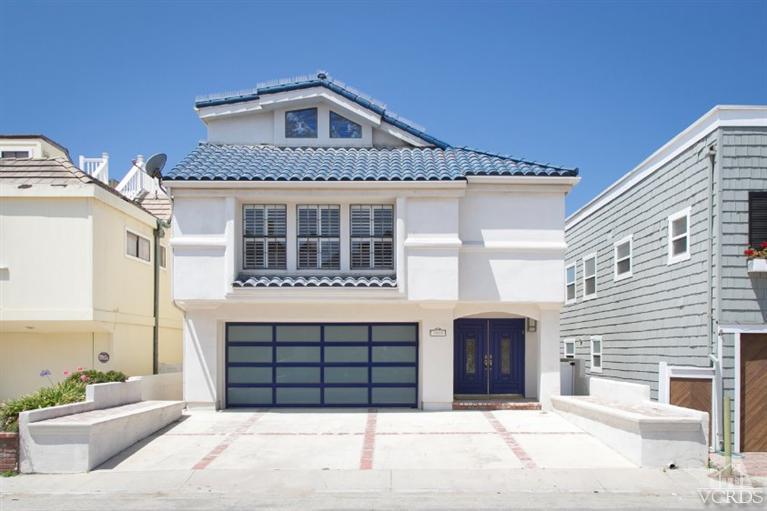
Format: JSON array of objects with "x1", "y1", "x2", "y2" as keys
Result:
[
  {"x1": 63, "y1": 371, "x2": 70, "y2": 376},
  {"x1": 80, "y1": 374, "x2": 89, "y2": 382},
  {"x1": 76, "y1": 367, "x2": 84, "y2": 372},
  {"x1": 761, "y1": 241, "x2": 767, "y2": 249},
  {"x1": 745, "y1": 249, "x2": 756, "y2": 257}
]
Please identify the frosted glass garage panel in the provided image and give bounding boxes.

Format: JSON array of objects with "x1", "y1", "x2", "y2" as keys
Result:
[
  {"x1": 276, "y1": 347, "x2": 321, "y2": 363},
  {"x1": 372, "y1": 346, "x2": 416, "y2": 363},
  {"x1": 228, "y1": 367, "x2": 272, "y2": 384},
  {"x1": 324, "y1": 387, "x2": 368, "y2": 404},
  {"x1": 324, "y1": 325, "x2": 368, "y2": 342},
  {"x1": 276, "y1": 367, "x2": 321, "y2": 384},
  {"x1": 324, "y1": 367, "x2": 368, "y2": 383},
  {"x1": 372, "y1": 325, "x2": 416, "y2": 343},
  {"x1": 371, "y1": 387, "x2": 416, "y2": 404},
  {"x1": 372, "y1": 367, "x2": 416, "y2": 383},
  {"x1": 324, "y1": 346, "x2": 368, "y2": 363},
  {"x1": 228, "y1": 325, "x2": 272, "y2": 342},
  {"x1": 228, "y1": 387, "x2": 272, "y2": 405},
  {"x1": 228, "y1": 346, "x2": 272, "y2": 363},
  {"x1": 276, "y1": 325, "x2": 321, "y2": 342},
  {"x1": 276, "y1": 387, "x2": 321, "y2": 405}
]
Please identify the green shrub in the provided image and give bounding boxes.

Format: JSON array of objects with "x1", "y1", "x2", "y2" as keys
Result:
[
  {"x1": 64, "y1": 369, "x2": 127, "y2": 386},
  {"x1": 0, "y1": 369, "x2": 128, "y2": 432}
]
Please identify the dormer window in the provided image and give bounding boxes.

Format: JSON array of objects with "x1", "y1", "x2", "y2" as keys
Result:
[
  {"x1": 285, "y1": 108, "x2": 318, "y2": 138},
  {"x1": 330, "y1": 111, "x2": 362, "y2": 139}
]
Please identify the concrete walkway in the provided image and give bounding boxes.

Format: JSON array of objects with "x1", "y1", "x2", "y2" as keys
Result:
[{"x1": 0, "y1": 409, "x2": 745, "y2": 510}]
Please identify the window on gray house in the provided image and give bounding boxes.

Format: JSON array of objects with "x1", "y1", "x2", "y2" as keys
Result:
[
  {"x1": 243, "y1": 205, "x2": 287, "y2": 269},
  {"x1": 565, "y1": 264, "x2": 576, "y2": 302},
  {"x1": 583, "y1": 254, "x2": 597, "y2": 298},
  {"x1": 351, "y1": 205, "x2": 393, "y2": 270},
  {"x1": 160, "y1": 246, "x2": 167, "y2": 269},
  {"x1": 614, "y1": 236, "x2": 632, "y2": 279},
  {"x1": 126, "y1": 231, "x2": 151, "y2": 262},
  {"x1": 297, "y1": 205, "x2": 340, "y2": 270},
  {"x1": 564, "y1": 338, "x2": 575, "y2": 358},
  {"x1": 285, "y1": 108, "x2": 318, "y2": 138},
  {"x1": 667, "y1": 208, "x2": 691, "y2": 264},
  {"x1": 749, "y1": 192, "x2": 767, "y2": 247},
  {"x1": 590, "y1": 336, "x2": 603, "y2": 372},
  {"x1": 330, "y1": 111, "x2": 362, "y2": 138}
]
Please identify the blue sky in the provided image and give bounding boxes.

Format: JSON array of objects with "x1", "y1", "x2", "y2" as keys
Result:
[{"x1": 2, "y1": 0, "x2": 765, "y2": 214}]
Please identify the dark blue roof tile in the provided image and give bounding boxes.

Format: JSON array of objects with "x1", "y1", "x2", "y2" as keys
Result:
[{"x1": 165, "y1": 144, "x2": 578, "y2": 181}]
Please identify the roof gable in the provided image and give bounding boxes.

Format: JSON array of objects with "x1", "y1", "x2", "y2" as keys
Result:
[{"x1": 195, "y1": 71, "x2": 449, "y2": 149}]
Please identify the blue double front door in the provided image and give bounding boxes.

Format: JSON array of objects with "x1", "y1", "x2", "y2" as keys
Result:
[{"x1": 454, "y1": 319, "x2": 525, "y2": 395}]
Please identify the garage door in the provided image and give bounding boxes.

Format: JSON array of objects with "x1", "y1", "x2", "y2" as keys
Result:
[
  {"x1": 225, "y1": 323, "x2": 418, "y2": 407},
  {"x1": 741, "y1": 334, "x2": 767, "y2": 452}
]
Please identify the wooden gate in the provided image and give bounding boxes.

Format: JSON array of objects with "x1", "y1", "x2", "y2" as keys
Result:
[
  {"x1": 741, "y1": 334, "x2": 767, "y2": 452},
  {"x1": 670, "y1": 377, "x2": 712, "y2": 439}
]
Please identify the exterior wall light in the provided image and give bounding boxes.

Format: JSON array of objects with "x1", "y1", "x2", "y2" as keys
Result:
[{"x1": 527, "y1": 319, "x2": 537, "y2": 333}]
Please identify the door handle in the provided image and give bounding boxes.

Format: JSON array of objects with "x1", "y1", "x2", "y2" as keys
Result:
[{"x1": 483, "y1": 354, "x2": 493, "y2": 368}]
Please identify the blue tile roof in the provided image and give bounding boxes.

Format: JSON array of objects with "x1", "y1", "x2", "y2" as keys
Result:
[
  {"x1": 165, "y1": 143, "x2": 578, "y2": 181},
  {"x1": 194, "y1": 71, "x2": 449, "y2": 148},
  {"x1": 234, "y1": 274, "x2": 397, "y2": 288}
]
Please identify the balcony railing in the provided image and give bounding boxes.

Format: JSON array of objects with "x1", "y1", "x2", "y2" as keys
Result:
[
  {"x1": 116, "y1": 155, "x2": 165, "y2": 200},
  {"x1": 78, "y1": 153, "x2": 109, "y2": 184}
]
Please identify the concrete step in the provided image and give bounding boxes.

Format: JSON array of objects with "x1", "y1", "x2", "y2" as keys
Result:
[{"x1": 452, "y1": 400, "x2": 542, "y2": 411}]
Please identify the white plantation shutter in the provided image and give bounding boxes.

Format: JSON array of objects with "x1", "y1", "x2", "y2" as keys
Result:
[
  {"x1": 243, "y1": 205, "x2": 286, "y2": 269},
  {"x1": 350, "y1": 205, "x2": 394, "y2": 270},
  {"x1": 297, "y1": 205, "x2": 340, "y2": 270}
]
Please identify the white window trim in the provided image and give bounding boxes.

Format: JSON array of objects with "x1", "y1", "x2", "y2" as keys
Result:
[
  {"x1": 590, "y1": 336, "x2": 603, "y2": 373},
  {"x1": 667, "y1": 207, "x2": 691, "y2": 265},
  {"x1": 582, "y1": 252, "x2": 597, "y2": 300},
  {"x1": 125, "y1": 228, "x2": 151, "y2": 265},
  {"x1": 613, "y1": 234, "x2": 633, "y2": 281},
  {"x1": 159, "y1": 244, "x2": 168, "y2": 270},
  {"x1": 565, "y1": 262, "x2": 577, "y2": 304},
  {"x1": 564, "y1": 338, "x2": 575, "y2": 358}
]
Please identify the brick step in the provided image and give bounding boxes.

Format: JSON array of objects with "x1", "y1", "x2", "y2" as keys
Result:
[{"x1": 452, "y1": 401, "x2": 542, "y2": 411}]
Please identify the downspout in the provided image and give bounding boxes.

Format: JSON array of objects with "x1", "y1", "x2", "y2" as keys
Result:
[
  {"x1": 152, "y1": 218, "x2": 170, "y2": 375},
  {"x1": 704, "y1": 141, "x2": 718, "y2": 448}
]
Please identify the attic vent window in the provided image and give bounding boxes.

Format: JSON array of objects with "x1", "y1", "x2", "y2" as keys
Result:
[
  {"x1": 1, "y1": 150, "x2": 30, "y2": 158},
  {"x1": 285, "y1": 108, "x2": 318, "y2": 138},
  {"x1": 330, "y1": 111, "x2": 362, "y2": 139}
]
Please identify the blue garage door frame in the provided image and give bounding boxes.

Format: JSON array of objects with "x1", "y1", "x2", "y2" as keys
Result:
[{"x1": 225, "y1": 322, "x2": 419, "y2": 408}]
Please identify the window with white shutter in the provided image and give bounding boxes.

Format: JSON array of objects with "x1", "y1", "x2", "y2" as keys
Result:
[
  {"x1": 351, "y1": 205, "x2": 393, "y2": 270},
  {"x1": 243, "y1": 205, "x2": 287, "y2": 269},
  {"x1": 297, "y1": 205, "x2": 340, "y2": 270}
]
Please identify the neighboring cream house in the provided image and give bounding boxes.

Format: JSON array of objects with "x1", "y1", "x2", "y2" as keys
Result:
[
  {"x1": 0, "y1": 135, "x2": 182, "y2": 400},
  {"x1": 165, "y1": 72, "x2": 579, "y2": 411}
]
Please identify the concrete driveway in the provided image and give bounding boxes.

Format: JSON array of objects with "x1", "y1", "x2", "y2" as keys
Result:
[
  {"x1": 4, "y1": 409, "x2": 725, "y2": 510},
  {"x1": 99, "y1": 408, "x2": 635, "y2": 471}
]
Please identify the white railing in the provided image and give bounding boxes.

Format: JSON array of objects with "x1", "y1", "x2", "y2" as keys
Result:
[
  {"x1": 79, "y1": 153, "x2": 109, "y2": 184},
  {"x1": 116, "y1": 154, "x2": 165, "y2": 200}
]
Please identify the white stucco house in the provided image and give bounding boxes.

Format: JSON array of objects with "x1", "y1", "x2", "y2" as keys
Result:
[{"x1": 164, "y1": 72, "x2": 579, "y2": 411}]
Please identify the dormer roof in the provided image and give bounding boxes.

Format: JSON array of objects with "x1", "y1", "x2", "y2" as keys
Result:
[{"x1": 194, "y1": 71, "x2": 450, "y2": 149}]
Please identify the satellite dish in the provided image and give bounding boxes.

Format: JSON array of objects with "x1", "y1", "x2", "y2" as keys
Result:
[{"x1": 144, "y1": 153, "x2": 167, "y2": 179}]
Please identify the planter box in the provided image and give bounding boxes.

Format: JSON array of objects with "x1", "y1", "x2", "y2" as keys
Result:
[
  {"x1": 747, "y1": 258, "x2": 767, "y2": 274},
  {"x1": 0, "y1": 432, "x2": 19, "y2": 472}
]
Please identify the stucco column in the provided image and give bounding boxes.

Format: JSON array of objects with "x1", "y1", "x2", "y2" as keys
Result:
[
  {"x1": 182, "y1": 309, "x2": 220, "y2": 409},
  {"x1": 537, "y1": 307, "x2": 561, "y2": 410},
  {"x1": 419, "y1": 307, "x2": 454, "y2": 411}
]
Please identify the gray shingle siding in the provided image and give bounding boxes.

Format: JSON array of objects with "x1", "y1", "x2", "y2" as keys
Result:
[
  {"x1": 716, "y1": 127, "x2": 767, "y2": 445},
  {"x1": 718, "y1": 127, "x2": 767, "y2": 326},
  {"x1": 562, "y1": 132, "x2": 718, "y2": 400}
]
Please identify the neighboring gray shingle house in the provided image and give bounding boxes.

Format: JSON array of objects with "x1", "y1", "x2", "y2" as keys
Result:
[{"x1": 561, "y1": 105, "x2": 767, "y2": 453}]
